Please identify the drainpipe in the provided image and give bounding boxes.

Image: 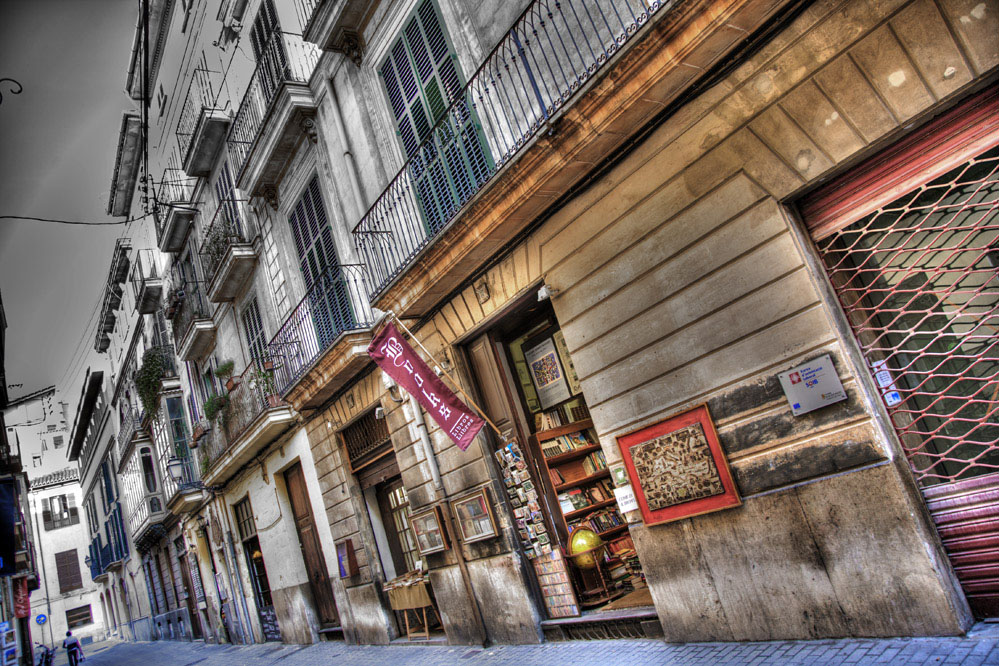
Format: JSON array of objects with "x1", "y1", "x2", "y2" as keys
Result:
[
  {"x1": 29, "y1": 497, "x2": 54, "y2": 647},
  {"x1": 327, "y1": 79, "x2": 367, "y2": 221},
  {"x1": 408, "y1": 391, "x2": 443, "y2": 493}
]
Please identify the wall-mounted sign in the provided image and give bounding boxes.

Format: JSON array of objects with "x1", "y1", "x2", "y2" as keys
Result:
[{"x1": 778, "y1": 354, "x2": 847, "y2": 416}]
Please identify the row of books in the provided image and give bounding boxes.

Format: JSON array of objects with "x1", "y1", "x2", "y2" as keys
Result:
[
  {"x1": 581, "y1": 450, "x2": 607, "y2": 475},
  {"x1": 555, "y1": 479, "x2": 615, "y2": 512},
  {"x1": 541, "y1": 431, "x2": 593, "y2": 458},
  {"x1": 568, "y1": 508, "x2": 624, "y2": 534},
  {"x1": 536, "y1": 403, "x2": 590, "y2": 430}
]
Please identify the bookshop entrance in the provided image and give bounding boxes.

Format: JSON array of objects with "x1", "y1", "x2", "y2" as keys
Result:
[{"x1": 465, "y1": 297, "x2": 654, "y2": 634}]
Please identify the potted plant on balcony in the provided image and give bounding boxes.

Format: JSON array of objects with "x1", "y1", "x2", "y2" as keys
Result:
[
  {"x1": 203, "y1": 394, "x2": 229, "y2": 427},
  {"x1": 248, "y1": 363, "x2": 280, "y2": 408},
  {"x1": 215, "y1": 359, "x2": 237, "y2": 392},
  {"x1": 135, "y1": 348, "x2": 165, "y2": 417},
  {"x1": 190, "y1": 420, "x2": 209, "y2": 448}
]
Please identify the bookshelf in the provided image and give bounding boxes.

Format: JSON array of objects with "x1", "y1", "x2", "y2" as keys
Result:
[{"x1": 531, "y1": 419, "x2": 623, "y2": 541}]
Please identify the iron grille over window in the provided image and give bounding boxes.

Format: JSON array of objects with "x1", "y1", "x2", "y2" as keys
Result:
[{"x1": 342, "y1": 409, "x2": 391, "y2": 471}]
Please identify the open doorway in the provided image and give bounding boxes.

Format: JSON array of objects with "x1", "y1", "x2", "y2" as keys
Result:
[{"x1": 464, "y1": 296, "x2": 651, "y2": 625}]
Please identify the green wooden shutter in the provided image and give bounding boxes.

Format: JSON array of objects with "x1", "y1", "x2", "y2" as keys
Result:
[
  {"x1": 241, "y1": 297, "x2": 267, "y2": 362},
  {"x1": 379, "y1": 0, "x2": 492, "y2": 235},
  {"x1": 289, "y1": 177, "x2": 354, "y2": 348}
]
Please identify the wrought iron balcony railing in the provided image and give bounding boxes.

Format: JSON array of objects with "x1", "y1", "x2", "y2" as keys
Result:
[
  {"x1": 200, "y1": 359, "x2": 288, "y2": 470},
  {"x1": 267, "y1": 264, "x2": 374, "y2": 394},
  {"x1": 199, "y1": 197, "x2": 251, "y2": 285},
  {"x1": 176, "y1": 62, "x2": 221, "y2": 163},
  {"x1": 157, "y1": 166, "x2": 196, "y2": 205},
  {"x1": 226, "y1": 31, "x2": 320, "y2": 182},
  {"x1": 353, "y1": 0, "x2": 667, "y2": 297},
  {"x1": 293, "y1": 0, "x2": 321, "y2": 33},
  {"x1": 116, "y1": 404, "x2": 146, "y2": 462},
  {"x1": 170, "y1": 281, "x2": 211, "y2": 354}
]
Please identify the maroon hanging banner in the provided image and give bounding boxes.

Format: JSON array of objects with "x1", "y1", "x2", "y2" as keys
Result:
[
  {"x1": 368, "y1": 322, "x2": 485, "y2": 451},
  {"x1": 13, "y1": 577, "x2": 30, "y2": 618}
]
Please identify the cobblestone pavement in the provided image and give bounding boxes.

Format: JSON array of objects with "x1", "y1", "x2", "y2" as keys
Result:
[{"x1": 53, "y1": 625, "x2": 999, "y2": 665}]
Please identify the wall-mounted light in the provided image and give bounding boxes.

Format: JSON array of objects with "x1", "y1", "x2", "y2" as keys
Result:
[{"x1": 537, "y1": 284, "x2": 559, "y2": 301}]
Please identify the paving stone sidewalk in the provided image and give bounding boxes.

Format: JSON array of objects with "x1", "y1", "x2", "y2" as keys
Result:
[{"x1": 64, "y1": 625, "x2": 999, "y2": 665}]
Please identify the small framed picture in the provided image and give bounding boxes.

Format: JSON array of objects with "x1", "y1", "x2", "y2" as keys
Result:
[
  {"x1": 410, "y1": 505, "x2": 450, "y2": 555},
  {"x1": 450, "y1": 487, "x2": 499, "y2": 544},
  {"x1": 537, "y1": 532, "x2": 550, "y2": 545},
  {"x1": 522, "y1": 480, "x2": 535, "y2": 492}
]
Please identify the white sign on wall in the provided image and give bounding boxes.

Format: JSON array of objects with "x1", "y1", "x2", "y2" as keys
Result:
[
  {"x1": 614, "y1": 485, "x2": 639, "y2": 514},
  {"x1": 778, "y1": 354, "x2": 848, "y2": 416}
]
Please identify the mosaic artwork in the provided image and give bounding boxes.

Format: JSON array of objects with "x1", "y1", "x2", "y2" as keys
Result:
[
  {"x1": 631, "y1": 423, "x2": 724, "y2": 510},
  {"x1": 530, "y1": 351, "x2": 563, "y2": 386}
]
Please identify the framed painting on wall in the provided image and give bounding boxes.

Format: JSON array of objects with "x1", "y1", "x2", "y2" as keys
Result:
[
  {"x1": 450, "y1": 487, "x2": 498, "y2": 544},
  {"x1": 410, "y1": 505, "x2": 449, "y2": 555},
  {"x1": 523, "y1": 330, "x2": 572, "y2": 410},
  {"x1": 616, "y1": 403, "x2": 740, "y2": 526}
]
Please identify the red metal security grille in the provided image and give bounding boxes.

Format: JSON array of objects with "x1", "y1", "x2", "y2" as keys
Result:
[{"x1": 815, "y1": 145, "x2": 999, "y2": 486}]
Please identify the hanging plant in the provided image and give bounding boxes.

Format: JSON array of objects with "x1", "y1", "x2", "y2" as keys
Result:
[
  {"x1": 135, "y1": 348, "x2": 166, "y2": 417},
  {"x1": 203, "y1": 394, "x2": 229, "y2": 426},
  {"x1": 215, "y1": 359, "x2": 237, "y2": 391}
]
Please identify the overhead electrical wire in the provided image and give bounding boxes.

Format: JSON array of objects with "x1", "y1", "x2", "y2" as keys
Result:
[{"x1": 0, "y1": 214, "x2": 149, "y2": 226}]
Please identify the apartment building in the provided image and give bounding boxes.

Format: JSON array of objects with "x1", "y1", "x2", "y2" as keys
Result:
[
  {"x1": 100, "y1": 0, "x2": 998, "y2": 648},
  {"x1": 3, "y1": 388, "x2": 105, "y2": 647}
]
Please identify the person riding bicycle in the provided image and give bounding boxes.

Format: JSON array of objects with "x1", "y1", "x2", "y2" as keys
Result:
[{"x1": 61, "y1": 631, "x2": 83, "y2": 666}]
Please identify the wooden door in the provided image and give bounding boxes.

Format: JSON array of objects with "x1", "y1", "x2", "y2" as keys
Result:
[
  {"x1": 284, "y1": 463, "x2": 339, "y2": 627},
  {"x1": 178, "y1": 554, "x2": 204, "y2": 639}
]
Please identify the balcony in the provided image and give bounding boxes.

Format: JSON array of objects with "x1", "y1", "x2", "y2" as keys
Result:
[
  {"x1": 351, "y1": 0, "x2": 777, "y2": 318},
  {"x1": 226, "y1": 31, "x2": 320, "y2": 199},
  {"x1": 177, "y1": 62, "x2": 230, "y2": 178},
  {"x1": 153, "y1": 408, "x2": 205, "y2": 516},
  {"x1": 131, "y1": 249, "x2": 164, "y2": 314},
  {"x1": 200, "y1": 360, "x2": 295, "y2": 486},
  {"x1": 129, "y1": 490, "x2": 167, "y2": 553},
  {"x1": 116, "y1": 405, "x2": 151, "y2": 466},
  {"x1": 156, "y1": 168, "x2": 198, "y2": 253},
  {"x1": 296, "y1": 0, "x2": 371, "y2": 62},
  {"x1": 170, "y1": 282, "x2": 216, "y2": 361},
  {"x1": 200, "y1": 198, "x2": 257, "y2": 303},
  {"x1": 266, "y1": 264, "x2": 374, "y2": 411}
]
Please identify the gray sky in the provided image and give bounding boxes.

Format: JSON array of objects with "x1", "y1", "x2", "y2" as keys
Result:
[{"x1": 0, "y1": 0, "x2": 137, "y2": 401}]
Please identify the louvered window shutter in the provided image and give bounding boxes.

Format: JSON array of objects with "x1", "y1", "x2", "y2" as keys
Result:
[
  {"x1": 56, "y1": 549, "x2": 83, "y2": 593},
  {"x1": 241, "y1": 297, "x2": 267, "y2": 362},
  {"x1": 379, "y1": 0, "x2": 491, "y2": 235},
  {"x1": 250, "y1": 0, "x2": 286, "y2": 102},
  {"x1": 288, "y1": 177, "x2": 354, "y2": 348},
  {"x1": 42, "y1": 498, "x2": 52, "y2": 531}
]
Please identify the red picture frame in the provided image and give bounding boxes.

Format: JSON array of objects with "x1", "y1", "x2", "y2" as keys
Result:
[{"x1": 616, "y1": 404, "x2": 740, "y2": 526}]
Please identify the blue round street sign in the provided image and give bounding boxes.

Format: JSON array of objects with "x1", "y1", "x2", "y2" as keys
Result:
[{"x1": 35, "y1": 614, "x2": 46, "y2": 625}]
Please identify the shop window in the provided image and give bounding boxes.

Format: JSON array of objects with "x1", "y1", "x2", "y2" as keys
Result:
[
  {"x1": 376, "y1": 481, "x2": 422, "y2": 575},
  {"x1": 42, "y1": 494, "x2": 80, "y2": 531},
  {"x1": 65, "y1": 605, "x2": 93, "y2": 629},
  {"x1": 55, "y1": 549, "x2": 83, "y2": 593}
]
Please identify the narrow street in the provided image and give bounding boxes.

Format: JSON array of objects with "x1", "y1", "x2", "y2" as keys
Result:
[{"x1": 48, "y1": 626, "x2": 999, "y2": 666}]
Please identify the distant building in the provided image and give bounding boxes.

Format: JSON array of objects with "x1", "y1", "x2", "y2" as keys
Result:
[{"x1": 4, "y1": 388, "x2": 105, "y2": 646}]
